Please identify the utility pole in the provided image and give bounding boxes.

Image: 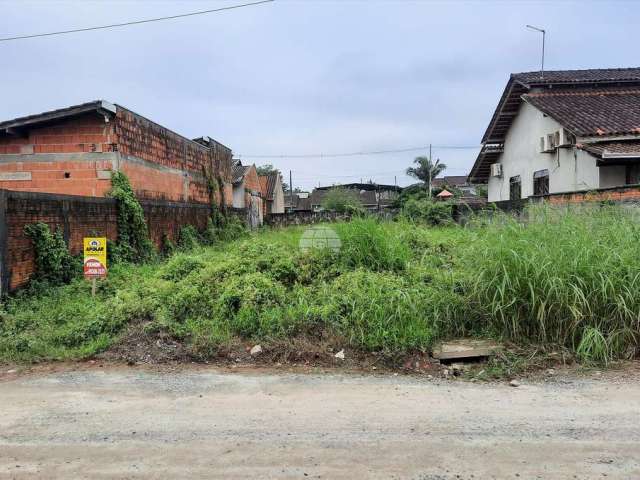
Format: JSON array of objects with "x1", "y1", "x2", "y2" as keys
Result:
[
  {"x1": 289, "y1": 170, "x2": 293, "y2": 213},
  {"x1": 428, "y1": 143, "x2": 432, "y2": 198}
]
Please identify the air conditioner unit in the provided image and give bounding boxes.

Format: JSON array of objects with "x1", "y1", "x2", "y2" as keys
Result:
[
  {"x1": 490, "y1": 163, "x2": 502, "y2": 178},
  {"x1": 557, "y1": 129, "x2": 575, "y2": 147},
  {"x1": 540, "y1": 135, "x2": 554, "y2": 153}
]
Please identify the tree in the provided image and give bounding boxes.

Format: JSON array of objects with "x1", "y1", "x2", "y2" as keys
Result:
[
  {"x1": 406, "y1": 156, "x2": 447, "y2": 197},
  {"x1": 321, "y1": 187, "x2": 363, "y2": 214},
  {"x1": 256, "y1": 164, "x2": 281, "y2": 176}
]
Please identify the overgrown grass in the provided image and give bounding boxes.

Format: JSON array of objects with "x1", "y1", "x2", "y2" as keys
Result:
[
  {"x1": 467, "y1": 205, "x2": 640, "y2": 362},
  {"x1": 1, "y1": 206, "x2": 639, "y2": 365}
]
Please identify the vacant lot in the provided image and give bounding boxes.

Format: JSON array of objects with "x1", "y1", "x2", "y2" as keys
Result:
[
  {"x1": 1, "y1": 206, "x2": 639, "y2": 367},
  {"x1": 1, "y1": 365, "x2": 639, "y2": 479}
]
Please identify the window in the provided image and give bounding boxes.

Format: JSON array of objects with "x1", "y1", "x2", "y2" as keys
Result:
[
  {"x1": 625, "y1": 164, "x2": 640, "y2": 185},
  {"x1": 509, "y1": 175, "x2": 521, "y2": 200},
  {"x1": 533, "y1": 169, "x2": 549, "y2": 196}
]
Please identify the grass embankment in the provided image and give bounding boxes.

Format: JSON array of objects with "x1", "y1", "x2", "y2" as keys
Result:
[{"x1": 1, "y1": 206, "x2": 639, "y2": 365}]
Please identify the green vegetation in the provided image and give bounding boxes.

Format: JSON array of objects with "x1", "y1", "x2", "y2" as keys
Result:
[
  {"x1": 321, "y1": 187, "x2": 364, "y2": 214},
  {"x1": 108, "y1": 171, "x2": 155, "y2": 263},
  {"x1": 401, "y1": 192, "x2": 453, "y2": 226},
  {"x1": 468, "y1": 205, "x2": 640, "y2": 363},
  {"x1": 23, "y1": 223, "x2": 79, "y2": 286},
  {"x1": 1, "y1": 205, "x2": 639, "y2": 366}
]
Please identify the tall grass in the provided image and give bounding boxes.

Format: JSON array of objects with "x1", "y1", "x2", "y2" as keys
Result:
[
  {"x1": 2, "y1": 207, "x2": 639, "y2": 365},
  {"x1": 467, "y1": 205, "x2": 640, "y2": 361}
]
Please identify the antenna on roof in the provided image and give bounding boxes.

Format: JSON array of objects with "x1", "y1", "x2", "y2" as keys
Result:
[{"x1": 526, "y1": 24, "x2": 546, "y2": 79}]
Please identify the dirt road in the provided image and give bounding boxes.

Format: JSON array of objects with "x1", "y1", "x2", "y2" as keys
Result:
[{"x1": 1, "y1": 366, "x2": 639, "y2": 479}]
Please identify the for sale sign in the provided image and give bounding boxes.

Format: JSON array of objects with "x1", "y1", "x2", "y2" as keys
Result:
[{"x1": 83, "y1": 237, "x2": 107, "y2": 278}]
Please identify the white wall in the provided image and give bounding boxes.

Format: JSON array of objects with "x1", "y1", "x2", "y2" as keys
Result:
[
  {"x1": 271, "y1": 175, "x2": 285, "y2": 214},
  {"x1": 232, "y1": 180, "x2": 245, "y2": 208},
  {"x1": 488, "y1": 102, "x2": 600, "y2": 202}
]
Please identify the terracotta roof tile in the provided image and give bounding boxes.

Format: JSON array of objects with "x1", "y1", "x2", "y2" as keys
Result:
[
  {"x1": 258, "y1": 172, "x2": 279, "y2": 200},
  {"x1": 579, "y1": 140, "x2": 640, "y2": 158},
  {"x1": 523, "y1": 88, "x2": 640, "y2": 136}
]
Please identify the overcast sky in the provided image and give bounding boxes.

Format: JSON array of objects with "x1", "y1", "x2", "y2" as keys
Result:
[{"x1": 1, "y1": 0, "x2": 639, "y2": 190}]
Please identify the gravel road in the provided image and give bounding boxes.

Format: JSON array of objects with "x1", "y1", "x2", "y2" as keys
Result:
[{"x1": 1, "y1": 365, "x2": 639, "y2": 479}]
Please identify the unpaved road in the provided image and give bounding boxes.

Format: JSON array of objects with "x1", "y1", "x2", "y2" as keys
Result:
[{"x1": 1, "y1": 366, "x2": 639, "y2": 479}]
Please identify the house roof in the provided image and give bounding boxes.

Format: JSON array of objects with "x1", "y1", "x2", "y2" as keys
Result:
[
  {"x1": 436, "y1": 189, "x2": 454, "y2": 198},
  {"x1": 579, "y1": 140, "x2": 640, "y2": 160},
  {"x1": 431, "y1": 175, "x2": 469, "y2": 187},
  {"x1": 469, "y1": 67, "x2": 640, "y2": 182},
  {"x1": 0, "y1": 100, "x2": 116, "y2": 133},
  {"x1": 258, "y1": 172, "x2": 279, "y2": 200},
  {"x1": 315, "y1": 182, "x2": 401, "y2": 192},
  {"x1": 511, "y1": 68, "x2": 640, "y2": 88},
  {"x1": 523, "y1": 89, "x2": 640, "y2": 137},
  {"x1": 232, "y1": 163, "x2": 250, "y2": 184}
]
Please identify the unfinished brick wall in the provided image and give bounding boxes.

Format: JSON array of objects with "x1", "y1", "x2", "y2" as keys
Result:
[
  {"x1": 0, "y1": 190, "x2": 215, "y2": 292},
  {"x1": 0, "y1": 113, "x2": 116, "y2": 197},
  {"x1": 0, "y1": 104, "x2": 233, "y2": 206}
]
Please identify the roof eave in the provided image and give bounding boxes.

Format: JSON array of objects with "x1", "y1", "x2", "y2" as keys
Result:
[{"x1": 0, "y1": 100, "x2": 116, "y2": 133}]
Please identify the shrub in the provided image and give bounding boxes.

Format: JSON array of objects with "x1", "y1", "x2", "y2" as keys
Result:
[
  {"x1": 402, "y1": 197, "x2": 453, "y2": 225},
  {"x1": 335, "y1": 218, "x2": 410, "y2": 271},
  {"x1": 159, "y1": 254, "x2": 207, "y2": 281},
  {"x1": 178, "y1": 225, "x2": 201, "y2": 250},
  {"x1": 321, "y1": 187, "x2": 364, "y2": 214},
  {"x1": 24, "y1": 223, "x2": 79, "y2": 285}
]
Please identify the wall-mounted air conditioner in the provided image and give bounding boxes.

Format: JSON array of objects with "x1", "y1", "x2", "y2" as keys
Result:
[
  {"x1": 490, "y1": 163, "x2": 502, "y2": 178},
  {"x1": 557, "y1": 129, "x2": 575, "y2": 147},
  {"x1": 540, "y1": 136, "x2": 553, "y2": 153}
]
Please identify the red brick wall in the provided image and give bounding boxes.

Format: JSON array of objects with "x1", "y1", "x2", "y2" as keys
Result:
[
  {"x1": 0, "y1": 107, "x2": 234, "y2": 207},
  {"x1": 545, "y1": 186, "x2": 640, "y2": 204},
  {"x1": 115, "y1": 107, "x2": 232, "y2": 204},
  {"x1": 0, "y1": 159, "x2": 114, "y2": 197},
  {"x1": 0, "y1": 113, "x2": 116, "y2": 155},
  {"x1": 1, "y1": 190, "x2": 214, "y2": 291}
]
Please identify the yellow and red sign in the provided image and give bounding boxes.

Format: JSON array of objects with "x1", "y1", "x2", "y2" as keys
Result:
[{"x1": 83, "y1": 237, "x2": 107, "y2": 278}]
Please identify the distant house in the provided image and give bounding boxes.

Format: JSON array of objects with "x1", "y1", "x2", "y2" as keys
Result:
[
  {"x1": 469, "y1": 68, "x2": 640, "y2": 202},
  {"x1": 431, "y1": 176, "x2": 479, "y2": 196},
  {"x1": 232, "y1": 161, "x2": 263, "y2": 227},
  {"x1": 284, "y1": 192, "x2": 311, "y2": 212},
  {"x1": 258, "y1": 171, "x2": 285, "y2": 215},
  {"x1": 311, "y1": 183, "x2": 401, "y2": 211}
]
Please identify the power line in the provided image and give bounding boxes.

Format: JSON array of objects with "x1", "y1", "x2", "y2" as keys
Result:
[
  {"x1": 0, "y1": 0, "x2": 274, "y2": 43},
  {"x1": 238, "y1": 144, "x2": 479, "y2": 159}
]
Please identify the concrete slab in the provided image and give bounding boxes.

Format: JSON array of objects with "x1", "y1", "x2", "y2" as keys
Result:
[{"x1": 432, "y1": 338, "x2": 502, "y2": 360}]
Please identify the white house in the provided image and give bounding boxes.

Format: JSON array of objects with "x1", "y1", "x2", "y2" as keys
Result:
[{"x1": 469, "y1": 68, "x2": 640, "y2": 202}]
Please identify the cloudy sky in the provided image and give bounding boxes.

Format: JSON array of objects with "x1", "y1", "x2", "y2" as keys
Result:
[{"x1": 1, "y1": 0, "x2": 639, "y2": 190}]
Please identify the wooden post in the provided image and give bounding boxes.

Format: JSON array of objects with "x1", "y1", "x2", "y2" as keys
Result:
[{"x1": 91, "y1": 277, "x2": 97, "y2": 297}]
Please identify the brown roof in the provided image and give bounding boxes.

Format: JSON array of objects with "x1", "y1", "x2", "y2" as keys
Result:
[
  {"x1": 258, "y1": 172, "x2": 279, "y2": 200},
  {"x1": 511, "y1": 68, "x2": 640, "y2": 87},
  {"x1": 579, "y1": 140, "x2": 640, "y2": 159},
  {"x1": 523, "y1": 89, "x2": 640, "y2": 137},
  {"x1": 469, "y1": 67, "x2": 640, "y2": 182},
  {"x1": 0, "y1": 100, "x2": 116, "y2": 132},
  {"x1": 232, "y1": 163, "x2": 250, "y2": 184},
  {"x1": 431, "y1": 175, "x2": 469, "y2": 187}
]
